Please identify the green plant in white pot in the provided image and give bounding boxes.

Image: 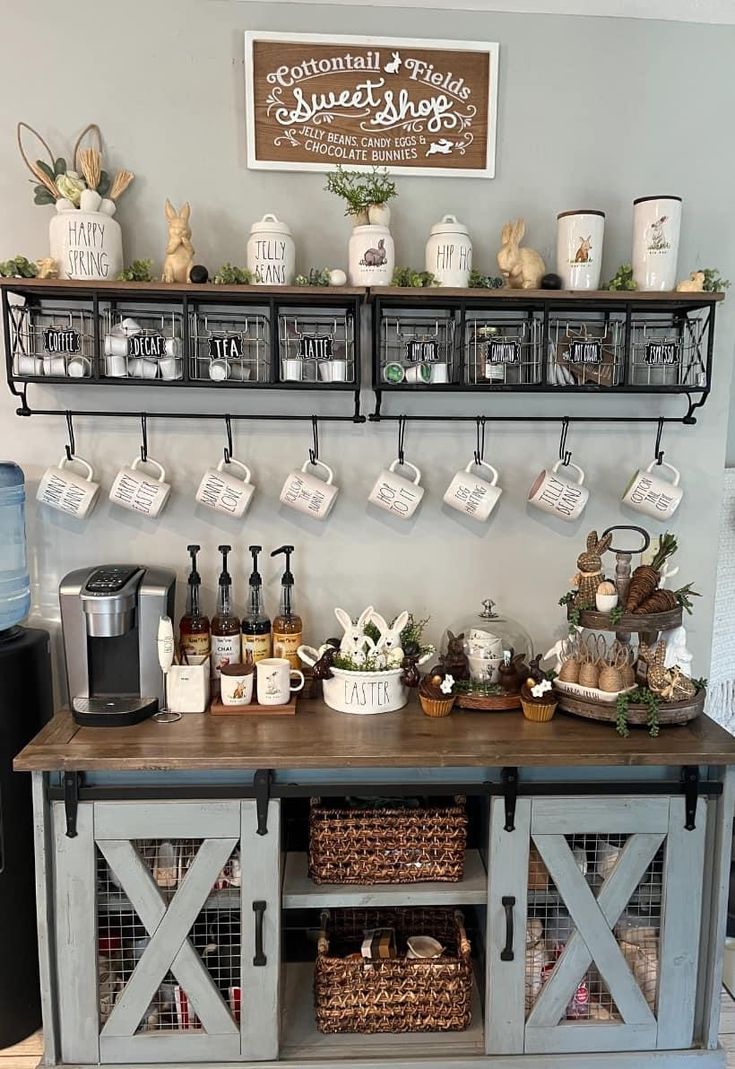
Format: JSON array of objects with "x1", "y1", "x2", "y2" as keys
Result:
[{"x1": 326, "y1": 167, "x2": 398, "y2": 287}]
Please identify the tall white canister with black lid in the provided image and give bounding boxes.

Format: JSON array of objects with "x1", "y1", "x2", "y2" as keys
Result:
[{"x1": 425, "y1": 215, "x2": 473, "y2": 287}]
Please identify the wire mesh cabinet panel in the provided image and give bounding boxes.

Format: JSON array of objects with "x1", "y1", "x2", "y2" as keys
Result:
[
  {"x1": 52, "y1": 798, "x2": 280, "y2": 1065},
  {"x1": 486, "y1": 795, "x2": 706, "y2": 1056}
]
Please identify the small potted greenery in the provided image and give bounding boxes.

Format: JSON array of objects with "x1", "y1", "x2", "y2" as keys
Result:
[{"x1": 325, "y1": 165, "x2": 398, "y2": 227}]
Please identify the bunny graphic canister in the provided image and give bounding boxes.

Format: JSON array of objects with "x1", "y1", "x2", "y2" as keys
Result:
[
  {"x1": 632, "y1": 196, "x2": 682, "y2": 291},
  {"x1": 425, "y1": 215, "x2": 473, "y2": 288},
  {"x1": 348, "y1": 225, "x2": 394, "y2": 286},
  {"x1": 556, "y1": 210, "x2": 605, "y2": 290},
  {"x1": 247, "y1": 214, "x2": 295, "y2": 285}
]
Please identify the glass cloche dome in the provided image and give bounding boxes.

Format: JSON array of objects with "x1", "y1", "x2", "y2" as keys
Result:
[{"x1": 443, "y1": 598, "x2": 534, "y2": 685}]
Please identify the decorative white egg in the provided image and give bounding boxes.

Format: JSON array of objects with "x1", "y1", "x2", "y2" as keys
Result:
[{"x1": 329, "y1": 268, "x2": 347, "y2": 287}]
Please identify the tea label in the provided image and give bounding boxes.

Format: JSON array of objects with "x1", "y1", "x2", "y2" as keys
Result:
[
  {"x1": 209, "y1": 334, "x2": 244, "y2": 360},
  {"x1": 645, "y1": 342, "x2": 677, "y2": 366},
  {"x1": 568, "y1": 340, "x2": 601, "y2": 364},
  {"x1": 43, "y1": 327, "x2": 80, "y2": 354},
  {"x1": 406, "y1": 339, "x2": 438, "y2": 362},
  {"x1": 298, "y1": 335, "x2": 333, "y2": 360},
  {"x1": 486, "y1": 340, "x2": 519, "y2": 364},
  {"x1": 128, "y1": 333, "x2": 166, "y2": 358}
]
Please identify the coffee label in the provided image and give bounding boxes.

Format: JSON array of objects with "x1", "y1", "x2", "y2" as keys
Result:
[
  {"x1": 242, "y1": 632, "x2": 272, "y2": 663},
  {"x1": 43, "y1": 327, "x2": 81, "y2": 354},
  {"x1": 645, "y1": 341, "x2": 677, "y2": 366},
  {"x1": 568, "y1": 340, "x2": 601, "y2": 364},
  {"x1": 272, "y1": 631, "x2": 302, "y2": 669},
  {"x1": 486, "y1": 340, "x2": 519, "y2": 364},
  {"x1": 209, "y1": 334, "x2": 244, "y2": 360},
  {"x1": 211, "y1": 634, "x2": 242, "y2": 677},
  {"x1": 298, "y1": 335, "x2": 333, "y2": 360},
  {"x1": 405, "y1": 339, "x2": 438, "y2": 363}
]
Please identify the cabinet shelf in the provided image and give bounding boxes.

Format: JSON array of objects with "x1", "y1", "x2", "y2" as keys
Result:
[
  {"x1": 281, "y1": 850, "x2": 487, "y2": 909},
  {"x1": 96, "y1": 887, "x2": 240, "y2": 913}
]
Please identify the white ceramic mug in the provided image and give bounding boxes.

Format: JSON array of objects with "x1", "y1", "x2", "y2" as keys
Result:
[
  {"x1": 256, "y1": 657, "x2": 304, "y2": 705},
  {"x1": 37, "y1": 454, "x2": 100, "y2": 518},
  {"x1": 444, "y1": 460, "x2": 502, "y2": 521},
  {"x1": 622, "y1": 460, "x2": 683, "y2": 520},
  {"x1": 280, "y1": 459, "x2": 338, "y2": 520},
  {"x1": 196, "y1": 458, "x2": 254, "y2": 518},
  {"x1": 368, "y1": 459, "x2": 425, "y2": 520},
  {"x1": 109, "y1": 456, "x2": 171, "y2": 517},
  {"x1": 220, "y1": 663, "x2": 255, "y2": 706},
  {"x1": 556, "y1": 210, "x2": 605, "y2": 290},
  {"x1": 528, "y1": 460, "x2": 589, "y2": 521}
]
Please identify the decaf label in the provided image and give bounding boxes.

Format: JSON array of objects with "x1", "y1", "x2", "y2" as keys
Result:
[
  {"x1": 645, "y1": 341, "x2": 677, "y2": 366},
  {"x1": 209, "y1": 334, "x2": 244, "y2": 360},
  {"x1": 298, "y1": 335, "x2": 333, "y2": 360},
  {"x1": 43, "y1": 327, "x2": 80, "y2": 354},
  {"x1": 128, "y1": 334, "x2": 166, "y2": 358},
  {"x1": 486, "y1": 340, "x2": 519, "y2": 364},
  {"x1": 569, "y1": 340, "x2": 602, "y2": 364},
  {"x1": 246, "y1": 32, "x2": 499, "y2": 177},
  {"x1": 406, "y1": 339, "x2": 438, "y2": 362}
]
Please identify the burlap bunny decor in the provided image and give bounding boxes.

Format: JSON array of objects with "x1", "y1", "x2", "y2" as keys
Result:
[{"x1": 572, "y1": 530, "x2": 613, "y2": 609}]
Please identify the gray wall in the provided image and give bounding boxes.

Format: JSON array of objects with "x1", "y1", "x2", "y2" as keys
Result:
[{"x1": 1, "y1": 0, "x2": 733, "y2": 685}]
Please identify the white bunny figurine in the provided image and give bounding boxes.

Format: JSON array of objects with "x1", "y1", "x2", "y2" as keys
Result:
[
  {"x1": 370, "y1": 610, "x2": 409, "y2": 668},
  {"x1": 334, "y1": 606, "x2": 375, "y2": 665},
  {"x1": 497, "y1": 218, "x2": 546, "y2": 290}
]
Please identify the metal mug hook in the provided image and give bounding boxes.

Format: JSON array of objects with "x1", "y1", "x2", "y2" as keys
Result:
[
  {"x1": 140, "y1": 413, "x2": 148, "y2": 463},
  {"x1": 65, "y1": 411, "x2": 75, "y2": 462},
  {"x1": 223, "y1": 414, "x2": 233, "y2": 464},
  {"x1": 654, "y1": 418, "x2": 665, "y2": 466},
  {"x1": 309, "y1": 415, "x2": 319, "y2": 466},
  {"x1": 559, "y1": 417, "x2": 572, "y2": 467},
  {"x1": 474, "y1": 416, "x2": 486, "y2": 465},
  {"x1": 397, "y1": 414, "x2": 407, "y2": 466}
]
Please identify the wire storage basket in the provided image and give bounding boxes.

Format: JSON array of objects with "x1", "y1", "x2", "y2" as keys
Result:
[
  {"x1": 9, "y1": 299, "x2": 95, "y2": 379},
  {"x1": 190, "y1": 306, "x2": 271, "y2": 384},
  {"x1": 278, "y1": 309, "x2": 356, "y2": 385},
  {"x1": 379, "y1": 310, "x2": 457, "y2": 386},
  {"x1": 102, "y1": 306, "x2": 184, "y2": 382},
  {"x1": 548, "y1": 313, "x2": 625, "y2": 388},
  {"x1": 629, "y1": 312, "x2": 708, "y2": 388},
  {"x1": 308, "y1": 796, "x2": 467, "y2": 884},
  {"x1": 464, "y1": 311, "x2": 543, "y2": 386},
  {"x1": 315, "y1": 908, "x2": 473, "y2": 1034}
]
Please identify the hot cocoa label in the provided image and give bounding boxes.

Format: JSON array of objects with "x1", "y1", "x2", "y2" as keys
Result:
[
  {"x1": 406, "y1": 339, "x2": 438, "y2": 362},
  {"x1": 568, "y1": 340, "x2": 601, "y2": 364},
  {"x1": 128, "y1": 334, "x2": 166, "y2": 358},
  {"x1": 645, "y1": 342, "x2": 677, "y2": 366},
  {"x1": 209, "y1": 334, "x2": 244, "y2": 360},
  {"x1": 43, "y1": 327, "x2": 80, "y2": 354},
  {"x1": 486, "y1": 340, "x2": 519, "y2": 364},
  {"x1": 298, "y1": 335, "x2": 333, "y2": 360}
]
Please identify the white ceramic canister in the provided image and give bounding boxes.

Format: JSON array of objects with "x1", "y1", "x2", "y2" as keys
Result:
[
  {"x1": 348, "y1": 224, "x2": 395, "y2": 287},
  {"x1": 247, "y1": 214, "x2": 295, "y2": 286},
  {"x1": 556, "y1": 210, "x2": 605, "y2": 290},
  {"x1": 49, "y1": 202, "x2": 123, "y2": 281},
  {"x1": 632, "y1": 196, "x2": 682, "y2": 291},
  {"x1": 425, "y1": 214, "x2": 473, "y2": 287}
]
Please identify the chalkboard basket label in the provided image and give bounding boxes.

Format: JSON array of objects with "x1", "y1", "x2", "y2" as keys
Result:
[
  {"x1": 127, "y1": 333, "x2": 167, "y2": 359},
  {"x1": 298, "y1": 335, "x2": 334, "y2": 361},
  {"x1": 486, "y1": 339, "x2": 519, "y2": 364},
  {"x1": 645, "y1": 341, "x2": 678, "y2": 366},
  {"x1": 43, "y1": 327, "x2": 81, "y2": 355},
  {"x1": 405, "y1": 339, "x2": 439, "y2": 363},
  {"x1": 209, "y1": 334, "x2": 244, "y2": 360},
  {"x1": 569, "y1": 340, "x2": 602, "y2": 364}
]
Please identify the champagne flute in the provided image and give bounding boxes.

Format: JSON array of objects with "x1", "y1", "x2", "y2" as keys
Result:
[{"x1": 153, "y1": 615, "x2": 181, "y2": 723}]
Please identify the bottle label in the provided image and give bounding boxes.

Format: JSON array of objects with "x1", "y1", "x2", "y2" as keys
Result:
[
  {"x1": 243, "y1": 632, "x2": 272, "y2": 663},
  {"x1": 181, "y1": 633, "x2": 211, "y2": 659},
  {"x1": 211, "y1": 634, "x2": 242, "y2": 677},
  {"x1": 272, "y1": 631, "x2": 303, "y2": 669}
]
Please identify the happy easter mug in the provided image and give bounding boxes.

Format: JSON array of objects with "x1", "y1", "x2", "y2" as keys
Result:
[
  {"x1": 622, "y1": 459, "x2": 682, "y2": 520},
  {"x1": 368, "y1": 459, "x2": 425, "y2": 520},
  {"x1": 280, "y1": 458, "x2": 339, "y2": 520},
  {"x1": 444, "y1": 459, "x2": 502, "y2": 521},
  {"x1": 528, "y1": 460, "x2": 589, "y2": 521},
  {"x1": 37, "y1": 454, "x2": 100, "y2": 519},
  {"x1": 196, "y1": 458, "x2": 255, "y2": 519},
  {"x1": 109, "y1": 456, "x2": 171, "y2": 518}
]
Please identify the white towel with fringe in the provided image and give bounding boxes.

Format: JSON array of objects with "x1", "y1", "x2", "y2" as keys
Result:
[{"x1": 707, "y1": 468, "x2": 735, "y2": 733}]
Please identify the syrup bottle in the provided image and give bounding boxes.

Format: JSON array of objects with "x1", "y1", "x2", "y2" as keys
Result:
[
  {"x1": 179, "y1": 544, "x2": 211, "y2": 659},
  {"x1": 241, "y1": 545, "x2": 272, "y2": 664},
  {"x1": 211, "y1": 544, "x2": 241, "y2": 682},
  {"x1": 271, "y1": 545, "x2": 302, "y2": 669}
]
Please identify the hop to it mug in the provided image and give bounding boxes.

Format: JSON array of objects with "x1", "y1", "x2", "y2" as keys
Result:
[
  {"x1": 196, "y1": 458, "x2": 254, "y2": 518},
  {"x1": 280, "y1": 458, "x2": 338, "y2": 520},
  {"x1": 37, "y1": 454, "x2": 100, "y2": 519},
  {"x1": 368, "y1": 459, "x2": 425, "y2": 520},
  {"x1": 444, "y1": 459, "x2": 502, "y2": 522},
  {"x1": 528, "y1": 460, "x2": 589, "y2": 521},
  {"x1": 109, "y1": 456, "x2": 171, "y2": 518},
  {"x1": 622, "y1": 460, "x2": 682, "y2": 520}
]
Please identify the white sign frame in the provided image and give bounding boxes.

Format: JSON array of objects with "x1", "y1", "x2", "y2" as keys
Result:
[{"x1": 244, "y1": 31, "x2": 500, "y2": 179}]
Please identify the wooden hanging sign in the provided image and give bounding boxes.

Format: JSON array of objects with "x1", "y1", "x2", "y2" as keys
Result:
[{"x1": 245, "y1": 32, "x2": 499, "y2": 178}]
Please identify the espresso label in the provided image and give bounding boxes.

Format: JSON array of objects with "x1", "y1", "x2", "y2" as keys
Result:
[
  {"x1": 298, "y1": 335, "x2": 333, "y2": 360},
  {"x1": 43, "y1": 327, "x2": 81, "y2": 354},
  {"x1": 211, "y1": 634, "x2": 242, "y2": 677},
  {"x1": 486, "y1": 340, "x2": 519, "y2": 364},
  {"x1": 405, "y1": 339, "x2": 438, "y2": 363},
  {"x1": 209, "y1": 334, "x2": 244, "y2": 360},
  {"x1": 645, "y1": 342, "x2": 677, "y2": 366},
  {"x1": 128, "y1": 333, "x2": 166, "y2": 358},
  {"x1": 242, "y1": 632, "x2": 272, "y2": 663},
  {"x1": 272, "y1": 631, "x2": 303, "y2": 669},
  {"x1": 568, "y1": 340, "x2": 601, "y2": 364}
]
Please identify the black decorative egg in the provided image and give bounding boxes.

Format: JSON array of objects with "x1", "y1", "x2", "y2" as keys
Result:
[
  {"x1": 540, "y1": 272, "x2": 563, "y2": 290},
  {"x1": 190, "y1": 264, "x2": 209, "y2": 284}
]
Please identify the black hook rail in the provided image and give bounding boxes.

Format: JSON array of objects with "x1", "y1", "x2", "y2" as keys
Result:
[{"x1": 14, "y1": 405, "x2": 366, "y2": 424}]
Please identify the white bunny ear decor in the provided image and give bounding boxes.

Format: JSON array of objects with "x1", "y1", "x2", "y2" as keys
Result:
[
  {"x1": 497, "y1": 217, "x2": 546, "y2": 290},
  {"x1": 370, "y1": 609, "x2": 410, "y2": 667},
  {"x1": 334, "y1": 606, "x2": 375, "y2": 665}
]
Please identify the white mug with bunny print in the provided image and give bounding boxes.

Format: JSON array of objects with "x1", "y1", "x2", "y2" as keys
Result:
[
  {"x1": 368, "y1": 459, "x2": 424, "y2": 519},
  {"x1": 109, "y1": 456, "x2": 171, "y2": 517},
  {"x1": 622, "y1": 460, "x2": 682, "y2": 520},
  {"x1": 528, "y1": 460, "x2": 589, "y2": 521},
  {"x1": 196, "y1": 458, "x2": 254, "y2": 518},
  {"x1": 37, "y1": 454, "x2": 100, "y2": 519},
  {"x1": 444, "y1": 460, "x2": 502, "y2": 522},
  {"x1": 280, "y1": 459, "x2": 338, "y2": 520}
]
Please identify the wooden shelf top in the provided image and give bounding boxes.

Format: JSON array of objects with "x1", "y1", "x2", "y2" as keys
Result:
[
  {"x1": 0, "y1": 277, "x2": 365, "y2": 299},
  {"x1": 13, "y1": 698, "x2": 735, "y2": 772}
]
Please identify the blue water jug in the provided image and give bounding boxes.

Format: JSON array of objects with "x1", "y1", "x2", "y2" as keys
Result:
[{"x1": 0, "y1": 463, "x2": 31, "y2": 632}]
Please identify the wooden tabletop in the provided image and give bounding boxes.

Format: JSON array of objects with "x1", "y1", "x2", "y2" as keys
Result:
[{"x1": 13, "y1": 700, "x2": 735, "y2": 772}]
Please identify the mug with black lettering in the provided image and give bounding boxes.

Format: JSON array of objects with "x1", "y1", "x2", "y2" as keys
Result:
[
  {"x1": 444, "y1": 459, "x2": 502, "y2": 522},
  {"x1": 109, "y1": 455, "x2": 171, "y2": 518},
  {"x1": 528, "y1": 460, "x2": 589, "y2": 521},
  {"x1": 196, "y1": 457, "x2": 255, "y2": 519},
  {"x1": 279, "y1": 458, "x2": 338, "y2": 520},
  {"x1": 622, "y1": 460, "x2": 682, "y2": 520},
  {"x1": 368, "y1": 458, "x2": 425, "y2": 520},
  {"x1": 37, "y1": 454, "x2": 100, "y2": 519}
]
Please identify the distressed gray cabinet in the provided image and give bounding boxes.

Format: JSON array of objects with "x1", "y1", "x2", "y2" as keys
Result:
[
  {"x1": 51, "y1": 798, "x2": 280, "y2": 1065},
  {"x1": 487, "y1": 795, "x2": 707, "y2": 1056}
]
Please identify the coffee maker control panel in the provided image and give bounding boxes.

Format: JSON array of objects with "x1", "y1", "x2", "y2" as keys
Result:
[{"x1": 84, "y1": 566, "x2": 140, "y2": 595}]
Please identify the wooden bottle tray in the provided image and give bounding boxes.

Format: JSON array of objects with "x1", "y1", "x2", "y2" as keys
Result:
[
  {"x1": 210, "y1": 699, "x2": 297, "y2": 716},
  {"x1": 568, "y1": 605, "x2": 683, "y2": 634},
  {"x1": 455, "y1": 691, "x2": 521, "y2": 712}
]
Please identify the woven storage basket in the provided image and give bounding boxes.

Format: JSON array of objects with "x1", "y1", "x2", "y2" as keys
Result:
[
  {"x1": 309, "y1": 797, "x2": 467, "y2": 884},
  {"x1": 315, "y1": 908, "x2": 473, "y2": 1034}
]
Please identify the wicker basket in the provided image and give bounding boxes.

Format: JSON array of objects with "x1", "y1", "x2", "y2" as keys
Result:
[
  {"x1": 315, "y1": 908, "x2": 473, "y2": 1034},
  {"x1": 309, "y1": 797, "x2": 467, "y2": 884}
]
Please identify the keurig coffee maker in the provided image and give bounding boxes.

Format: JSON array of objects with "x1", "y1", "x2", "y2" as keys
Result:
[{"x1": 60, "y1": 565, "x2": 176, "y2": 725}]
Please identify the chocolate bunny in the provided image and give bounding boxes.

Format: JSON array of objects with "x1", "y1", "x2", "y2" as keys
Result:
[{"x1": 572, "y1": 530, "x2": 613, "y2": 610}]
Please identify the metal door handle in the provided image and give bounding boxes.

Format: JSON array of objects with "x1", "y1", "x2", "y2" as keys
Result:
[
  {"x1": 501, "y1": 896, "x2": 515, "y2": 961},
  {"x1": 253, "y1": 900, "x2": 267, "y2": 966}
]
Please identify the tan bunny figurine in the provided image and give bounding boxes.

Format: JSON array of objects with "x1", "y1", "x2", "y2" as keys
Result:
[
  {"x1": 497, "y1": 218, "x2": 546, "y2": 289},
  {"x1": 572, "y1": 530, "x2": 613, "y2": 610},
  {"x1": 162, "y1": 200, "x2": 194, "y2": 283}
]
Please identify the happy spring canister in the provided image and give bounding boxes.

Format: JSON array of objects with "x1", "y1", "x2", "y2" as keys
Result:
[{"x1": 425, "y1": 214, "x2": 473, "y2": 288}]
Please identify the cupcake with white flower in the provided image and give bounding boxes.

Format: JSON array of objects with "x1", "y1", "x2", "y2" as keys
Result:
[
  {"x1": 520, "y1": 674, "x2": 558, "y2": 723},
  {"x1": 419, "y1": 672, "x2": 456, "y2": 718}
]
